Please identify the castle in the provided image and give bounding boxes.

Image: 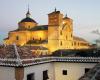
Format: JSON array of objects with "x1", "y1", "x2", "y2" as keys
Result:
[{"x1": 4, "y1": 8, "x2": 90, "y2": 53}]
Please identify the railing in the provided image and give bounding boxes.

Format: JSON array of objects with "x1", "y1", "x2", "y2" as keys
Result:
[{"x1": 0, "y1": 57, "x2": 100, "y2": 66}]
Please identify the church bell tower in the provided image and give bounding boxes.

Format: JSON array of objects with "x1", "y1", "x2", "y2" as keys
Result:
[
  {"x1": 48, "y1": 8, "x2": 64, "y2": 52},
  {"x1": 48, "y1": 9, "x2": 74, "y2": 52}
]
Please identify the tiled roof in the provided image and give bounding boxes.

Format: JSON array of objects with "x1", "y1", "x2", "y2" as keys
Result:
[
  {"x1": 7, "y1": 25, "x2": 48, "y2": 33},
  {"x1": 79, "y1": 63, "x2": 100, "y2": 80},
  {"x1": 0, "y1": 45, "x2": 99, "y2": 67},
  {"x1": 96, "y1": 40, "x2": 100, "y2": 42},
  {"x1": 52, "y1": 49, "x2": 100, "y2": 57},
  {"x1": 29, "y1": 25, "x2": 48, "y2": 31},
  {"x1": 20, "y1": 17, "x2": 37, "y2": 23},
  {"x1": 0, "y1": 45, "x2": 49, "y2": 67},
  {"x1": 73, "y1": 36, "x2": 88, "y2": 42},
  {"x1": 0, "y1": 45, "x2": 35, "y2": 59},
  {"x1": 9, "y1": 29, "x2": 20, "y2": 32}
]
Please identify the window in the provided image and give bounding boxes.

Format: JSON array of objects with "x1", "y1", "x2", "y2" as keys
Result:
[
  {"x1": 60, "y1": 41, "x2": 62, "y2": 46},
  {"x1": 40, "y1": 38, "x2": 41, "y2": 41},
  {"x1": 60, "y1": 30, "x2": 62, "y2": 35},
  {"x1": 71, "y1": 33, "x2": 73, "y2": 38},
  {"x1": 74, "y1": 42, "x2": 76, "y2": 45},
  {"x1": 16, "y1": 36, "x2": 19, "y2": 40},
  {"x1": 27, "y1": 73, "x2": 35, "y2": 80},
  {"x1": 43, "y1": 70, "x2": 49, "y2": 80},
  {"x1": 28, "y1": 26, "x2": 30, "y2": 29},
  {"x1": 63, "y1": 70, "x2": 67, "y2": 75},
  {"x1": 85, "y1": 68, "x2": 90, "y2": 73},
  {"x1": 78, "y1": 43, "x2": 80, "y2": 46},
  {"x1": 72, "y1": 43, "x2": 73, "y2": 46},
  {"x1": 66, "y1": 35, "x2": 67, "y2": 40}
]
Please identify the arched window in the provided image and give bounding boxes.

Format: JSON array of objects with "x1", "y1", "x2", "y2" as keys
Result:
[
  {"x1": 71, "y1": 33, "x2": 73, "y2": 38},
  {"x1": 66, "y1": 35, "x2": 67, "y2": 40},
  {"x1": 28, "y1": 26, "x2": 30, "y2": 29},
  {"x1": 33, "y1": 38, "x2": 34, "y2": 40},
  {"x1": 40, "y1": 37, "x2": 41, "y2": 41},
  {"x1": 16, "y1": 36, "x2": 19, "y2": 40},
  {"x1": 60, "y1": 30, "x2": 62, "y2": 35},
  {"x1": 60, "y1": 41, "x2": 62, "y2": 46}
]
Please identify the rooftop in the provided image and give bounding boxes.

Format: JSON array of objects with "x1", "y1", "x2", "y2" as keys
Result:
[
  {"x1": 0, "y1": 45, "x2": 100, "y2": 67},
  {"x1": 73, "y1": 36, "x2": 89, "y2": 43},
  {"x1": 29, "y1": 25, "x2": 48, "y2": 31},
  {"x1": 20, "y1": 17, "x2": 37, "y2": 23}
]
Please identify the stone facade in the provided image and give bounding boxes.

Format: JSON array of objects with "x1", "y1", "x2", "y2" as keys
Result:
[{"x1": 4, "y1": 9, "x2": 90, "y2": 53}]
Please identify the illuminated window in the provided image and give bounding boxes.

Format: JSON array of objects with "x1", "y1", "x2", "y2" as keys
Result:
[
  {"x1": 66, "y1": 35, "x2": 67, "y2": 40},
  {"x1": 28, "y1": 26, "x2": 30, "y2": 28},
  {"x1": 43, "y1": 70, "x2": 49, "y2": 80},
  {"x1": 16, "y1": 36, "x2": 19, "y2": 40},
  {"x1": 71, "y1": 33, "x2": 73, "y2": 37},
  {"x1": 72, "y1": 43, "x2": 73, "y2": 46},
  {"x1": 74, "y1": 42, "x2": 76, "y2": 45},
  {"x1": 62, "y1": 70, "x2": 67, "y2": 75},
  {"x1": 78, "y1": 42, "x2": 80, "y2": 46},
  {"x1": 60, "y1": 30, "x2": 62, "y2": 35},
  {"x1": 40, "y1": 38, "x2": 41, "y2": 41},
  {"x1": 60, "y1": 41, "x2": 62, "y2": 46},
  {"x1": 27, "y1": 73, "x2": 35, "y2": 80}
]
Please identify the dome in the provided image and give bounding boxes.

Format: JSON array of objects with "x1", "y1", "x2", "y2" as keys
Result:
[
  {"x1": 20, "y1": 8, "x2": 37, "y2": 23},
  {"x1": 20, "y1": 17, "x2": 37, "y2": 23}
]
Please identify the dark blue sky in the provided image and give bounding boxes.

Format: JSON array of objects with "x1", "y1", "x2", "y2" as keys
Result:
[{"x1": 0, "y1": 0, "x2": 100, "y2": 43}]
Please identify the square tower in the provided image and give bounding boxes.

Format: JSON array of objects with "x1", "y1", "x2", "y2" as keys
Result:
[
  {"x1": 48, "y1": 9, "x2": 73, "y2": 52},
  {"x1": 48, "y1": 9, "x2": 63, "y2": 52}
]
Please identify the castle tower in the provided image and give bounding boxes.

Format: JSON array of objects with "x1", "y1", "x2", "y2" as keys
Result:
[{"x1": 48, "y1": 9, "x2": 73, "y2": 52}]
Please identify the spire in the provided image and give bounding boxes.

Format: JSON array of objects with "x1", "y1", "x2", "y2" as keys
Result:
[
  {"x1": 27, "y1": 4, "x2": 30, "y2": 14},
  {"x1": 26, "y1": 4, "x2": 31, "y2": 18},
  {"x1": 65, "y1": 14, "x2": 67, "y2": 17},
  {"x1": 55, "y1": 7, "x2": 57, "y2": 12}
]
